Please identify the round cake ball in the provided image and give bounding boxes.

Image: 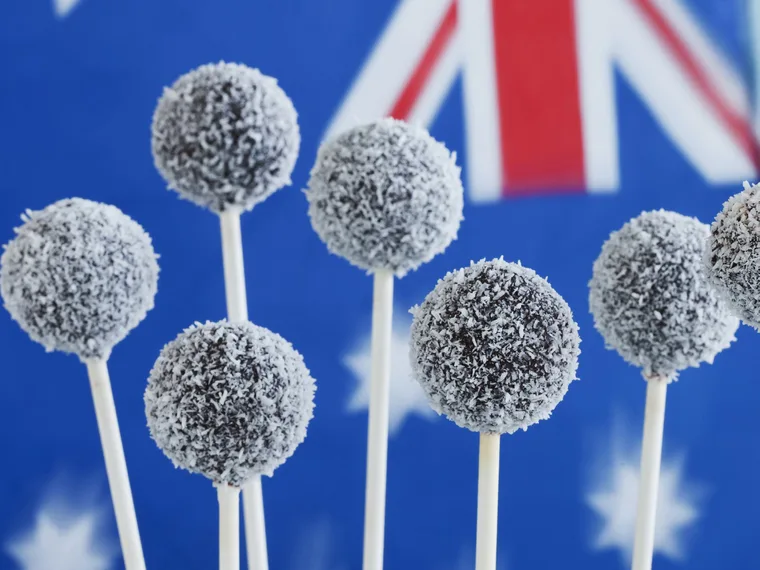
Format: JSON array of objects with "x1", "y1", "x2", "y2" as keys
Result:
[
  {"x1": 145, "y1": 321, "x2": 316, "y2": 487},
  {"x1": 0, "y1": 198, "x2": 159, "y2": 360},
  {"x1": 705, "y1": 181, "x2": 760, "y2": 329},
  {"x1": 590, "y1": 210, "x2": 739, "y2": 379},
  {"x1": 152, "y1": 61, "x2": 300, "y2": 213},
  {"x1": 410, "y1": 258, "x2": 580, "y2": 434},
  {"x1": 306, "y1": 118, "x2": 464, "y2": 277}
]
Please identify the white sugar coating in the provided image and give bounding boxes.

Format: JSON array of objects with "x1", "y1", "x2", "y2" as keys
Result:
[
  {"x1": 306, "y1": 118, "x2": 464, "y2": 277},
  {"x1": 705, "y1": 181, "x2": 760, "y2": 330},
  {"x1": 151, "y1": 62, "x2": 300, "y2": 213},
  {"x1": 410, "y1": 258, "x2": 580, "y2": 434},
  {"x1": 0, "y1": 198, "x2": 159, "y2": 360},
  {"x1": 145, "y1": 320, "x2": 316, "y2": 487},
  {"x1": 590, "y1": 210, "x2": 739, "y2": 378}
]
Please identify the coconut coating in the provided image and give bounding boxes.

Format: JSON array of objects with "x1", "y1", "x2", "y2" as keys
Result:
[
  {"x1": 0, "y1": 198, "x2": 159, "y2": 360},
  {"x1": 306, "y1": 118, "x2": 464, "y2": 277},
  {"x1": 151, "y1": 62, "x2": 300, "y2": 213},
  {"x1": 590, "y1": 210, "x2": 739, "y2": 378},
  {"x1": 145, "y1": 321, "x2": 316, "y2": 487},
  {"x1": 706, "y1": 181, "x2": 760, "y2": 330},
  {"x1": 410, "y1": 258, "x2": 580, "y2": 434}
]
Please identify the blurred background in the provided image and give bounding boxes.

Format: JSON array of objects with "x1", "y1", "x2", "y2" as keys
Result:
[{"x1": 1, "y1": 0, "x2": 759, "y2": 568}]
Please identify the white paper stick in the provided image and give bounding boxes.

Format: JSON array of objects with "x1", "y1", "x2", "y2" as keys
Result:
[
  {"x1": 362, "y1": 269, "x2": 394, "y2": 570},
  {"x1": 475, "y1": 433, "x2": 500, "y2": 570},
  {"x1": 218, "y1": 208, "x2": 269, "y2": 570},
  {"x1": 85, "y1": 358, "x2": 146, "y2": 570},
  {"x1": 220, "y1": 208, "x2": 249, "y2": 322},
  {"x1": 218, "y1": 484, "x2": 241, "y2": 570},
  {"x1": 242, "y1": 476, "x2": 268, "y2": 570},
  {"x1": 631, "y1": 377, "x2": 668, "y2": 570}
]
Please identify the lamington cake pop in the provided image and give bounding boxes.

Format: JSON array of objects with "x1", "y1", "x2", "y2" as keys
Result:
[
  {"x1": 152, "y1": 61, "x2": 300, "y2": 214},
  {"x1": 1, "y1": 197, "x2": 159, "y2": 570},
  {"x1": 410, "y1": 257, "x2": 581, "y2": 434},
  {"x1": 306, "y1": 117, "x2": 464, "y2": 277},
  {"x1": 705, "y1": 181, "x2": 760, "y2": 330},
  {"x1": 589, "y1": 209, "x2": 739, "y2": 570},
  {"x1": 590, "y1": 209, "x2": 738, "y2": 378},
  {"x1": 1, "y1": 197, "x2": 159, "y2": 360},
  {"x1": 145, "y1": 320, "x2": 316, "y2": 486},
  {"x1": 410, "y1": 257, "x2": 580, "y2": 570}
]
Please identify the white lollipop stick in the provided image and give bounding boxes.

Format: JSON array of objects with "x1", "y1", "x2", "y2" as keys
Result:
[
  {"x1": 85, "y1": 359, "x2": 146, "y2": 570},
  {"x1": 362, "y1": 270, "x2": 394, "y2": 570},
  {"x1": 242, "y1": 477, "x2": 268, "y2": 570},
  {"x1": 631, "y1": 376, "x2": 669, "y2": 570},
  {"x1": 475, "y1": 433, "x2": 500, "y2": 570},
  {"x1": 220, "y1": 208, "x2": 249, "y2": 321},
  {"x1": 219, "y1": 208, "x2": 269, "y2": 570},
  {"x1": 218, "y1": 484, "x2": 241, "y2": 570}
]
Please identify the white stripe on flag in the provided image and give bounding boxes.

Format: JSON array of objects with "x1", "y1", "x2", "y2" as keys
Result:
[
  {"x1": 651, "y1": 0, "x2": 750, "y2": 120},
  {"x1": 575, "y1": 0, "x2": 620, "y2": 192},
  {"x1": 616, "y1": 0, "x2": 756, "y2": 183},
  {"x1": 748, "y1": 0, "x2": 760, "y2": 144},
  {"x1": 324, "y1": 0, "x2": 453, "y2": 140},
  {"x1": 407, "y1": 27, "x2": 462, "y2": 130},
  {"x1": 459, "y1": 0, "x2": 503, "y2": 203}
]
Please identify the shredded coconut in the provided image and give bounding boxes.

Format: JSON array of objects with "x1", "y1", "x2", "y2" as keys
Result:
[
  {"x1": 0, "y1": 198, "x2": 159, "y2": 360},
  {"x1": 152, "y1": 62, "x2": 300, "y2": 213},
  {"x1": 590, "y1": 210, "x2": 739, "y2": 378},
  {"x1": 306, "y1": 118, "x2": 464, "y2": 277},
  {"x1": 145, "y1": 320, "x2": 316, "y2": 487},
  {"x1": 409, "y1": 258, "x2": 580, "y2": 434},
  {"x1": 705, "y1": 181, "x2": 760, "y2": 330}
]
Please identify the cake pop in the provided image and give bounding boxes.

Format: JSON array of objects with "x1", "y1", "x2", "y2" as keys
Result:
[
  {"x1": 410, "y1": 258, "x2": 580, "y2": 570},
  {"x1": 1, "y1": 198, "x2": 158, "y2": 359},
  {"x1": 0, "y1": 197, "x2": 159, "y2": 570},
  {"x1": 306, "y1": 117, "x2": 463, "y2": 570},
  {"x1": 590, "y1": 210, "x2": 737, "y2": 378},
  {"x1": 152, "y1": 62, "x2": 299, "y2": 214},
  {"x1": 705, "y1": 180, "x2": 760, "y2": 329},
  {"x1": 146, "y1": 320, "x2": 315, "y2": 570},
  {"x1": 146, "y1": 320, "x2": 315, "y2": 484},
  {"x1": 589, "y1": 210, "x2": 738, "y2": 570},
  {"x1": 307, "y1": 117, "x2": 463, "y2": 277}
]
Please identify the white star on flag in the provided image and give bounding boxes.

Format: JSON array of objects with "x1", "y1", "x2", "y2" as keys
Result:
[
  {"x1": 53, "y1": 0, "x2": 82, "y2": 18},
  {"x1": 344, "y1": 313, "x2": 437, "y2": 435},
  {"x1": 6, "y1": 506, "x2": 114, "y2": 570},
  {"x1": 586, "y1": 419, "x2": 701, "y2": 564}
]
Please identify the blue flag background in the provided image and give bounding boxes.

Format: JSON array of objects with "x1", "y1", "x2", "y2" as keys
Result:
[{"x1": 0, "y1": 1, "x2": 759, "y2": 569}]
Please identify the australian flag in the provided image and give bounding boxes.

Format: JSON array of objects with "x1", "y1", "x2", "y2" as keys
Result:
[{"x1": 0, "y1": 0, "x2": 758, "y2": 569}]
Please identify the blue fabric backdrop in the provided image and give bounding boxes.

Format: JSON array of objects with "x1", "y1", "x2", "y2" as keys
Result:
[{"x1": 0, "y1": 1, "x2": 758, "y2": 569}]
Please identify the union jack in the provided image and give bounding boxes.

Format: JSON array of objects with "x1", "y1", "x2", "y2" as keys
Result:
[{"x1": 327, "y1": 0, "x2": 758, "y2": 201}]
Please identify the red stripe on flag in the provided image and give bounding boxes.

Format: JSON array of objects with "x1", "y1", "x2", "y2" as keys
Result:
[
  {"x1": 389, "y1": 1, "x2": 457, "y2": 121},
  {"x1": 492, "y1": 0, "x2": 586, "y2": 195},
  {"x1": 634, "y1": 0, "x2": 759, "y2": 167}
]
